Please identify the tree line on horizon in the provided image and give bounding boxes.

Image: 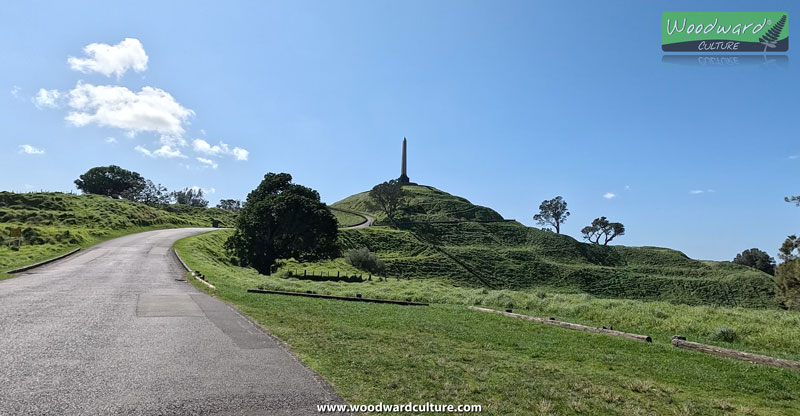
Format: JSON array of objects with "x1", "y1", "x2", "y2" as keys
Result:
[
  {"x1": 72, "y1": 165, "x2": 242, "y2": 212},
  {"x1": 62, "y1": 166, "x2": 800, "y2": 310}
]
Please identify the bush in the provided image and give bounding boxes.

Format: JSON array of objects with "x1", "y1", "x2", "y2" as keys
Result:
[
  {"x1": 712, "y1": 327, "x2": 739, "y2": 343},
  {"x1": 346, "y1": 247, "x2": 386, "y2": 275}
]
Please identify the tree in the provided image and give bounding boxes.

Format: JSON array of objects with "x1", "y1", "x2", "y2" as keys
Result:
[
  {"x1": 216, "y1": 199, "x2": 242, "y2": 212},
  {"x1": 776, "y1": 235, "x2": 800, "y2": 309},
  {"x1": 172, "y1": 187, "x2": 209, "y2": 207},
  {"x1": 224, "y1": 173, "x2": 339, "y2": 274},
  {"x1": 732, "y1": 248, "x2": 775, "y2": 275},
  {"x1": 533, "y1": 196, "x2": 570, "y2": 234},
  {"x1": 137, "y1": 180, "x2": 171, "y2": 206},
  {"x1": 581, "y1": 216, "x2": 625, "y2": 245},
  {"x1": 366, "y1": 179, "x2": 409, "y2": 219},
  {"x1": 74, "y1": 165, "x2": 146, "y2": 200},
  {"x1": 779, "y1": 235, "x2": 800, "y2": 261}
]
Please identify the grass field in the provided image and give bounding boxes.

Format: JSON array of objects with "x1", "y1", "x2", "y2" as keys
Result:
[
  {"x1": 176, "y1": 230, "x2": 800, "y2": 415},
  {"x1": 0, "y1": 192, "x2": 234, "y2": 278},
  {"x1": 331, "y1": 208, "x2": 367, "y2": 228}
]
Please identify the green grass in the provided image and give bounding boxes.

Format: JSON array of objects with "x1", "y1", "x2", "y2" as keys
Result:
[
  {"x1": 334, "y1": 185, "x2": 776, "y2": 308},
  {"x1": 330, "y1": 208, "x2": 366, "y2": 228},
  {"x1": 175, "y1": 230, "x2": 800, "y2": 415},
  {"x1": 0, "y1": 191, "x2": 235, "y2": 278}
]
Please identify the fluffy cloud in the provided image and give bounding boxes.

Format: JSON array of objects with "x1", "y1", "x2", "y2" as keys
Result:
[
  {"x1": 196, "y1": 157, "x2": 218, "y2": 169},
  {"x1": 33, "y1": 88, "x2": 61, "y2": 108},
  {"x1": 603, "y1": 192, "x2": 616, "y2": 199},
  {"x1": 66, "y1": 82, "x2": 194, "y2": 136},
  {"x1": 135, "y1": 143, "x2": 186, "y2": 159},
  {"x1": 10, "y1": 85, "x2": 21, "y2": 98},
  {"x1": 105, "y1": 137, "x2": 117, "y2": 143},
  {"x1": 68, "y1": 38, "x2": 148, "y2": 78},
  {"x1": 689, "y1": 189, "x2": 715, "y2": 195},
  {"x1": 193, "y1": 139, "x2": 249, "y2": 161},
  {"x1": 18, "y1": 144, "x2": 45, "y2": 154}
]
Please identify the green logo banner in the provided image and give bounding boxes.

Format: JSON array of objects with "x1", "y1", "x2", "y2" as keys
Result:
[{"x1": 662, "y1": 12, "x2": 788, "y2": 52}]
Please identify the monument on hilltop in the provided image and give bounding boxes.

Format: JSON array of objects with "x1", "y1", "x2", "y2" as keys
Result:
[{"x1": 397, "y1": 137, "x2": 415, "y2": 185}]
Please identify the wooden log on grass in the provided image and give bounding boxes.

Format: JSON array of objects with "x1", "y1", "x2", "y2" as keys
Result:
[
  {"x1": 671, "y1": 336, "x2": 800, "y2": 371},
  {"x1": 468, "y1": 306, "x2": 652, "y2": 343}
]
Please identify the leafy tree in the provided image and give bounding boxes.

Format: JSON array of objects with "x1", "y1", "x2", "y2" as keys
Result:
[
  {"x1": 533, "y1": 196, "x2": 570, "y2": 234},
  {"x1": 216, "y1": 199, "x2": 242, "y2": 212},
  {"x1": 775, "y1": 235, "x2": 800, "y2": 309},
  {"x1": 224, "y1": 173, "x2": 339, "y2": 274},
  {"x1": 366, "y1": 179, "x2": 409, "y2": 219},
  {"x1": 172, "y1": 187, "x2": 209, "y2": 208},
  {"x1": 137, "y1": 180, "x2": 171, "y2": 206},
  {"x1": 779, "y1": 235, "x2": 800, "y2": 261},
  {"x1": 74, "y1": 165, "x2": 146, "y2": 200},
  {"x1": 581, "y1": 216, "x2": 625, "y2": 246},
  {"x1": 775, "y1": 259, "x2": 800, "y2": 310},
  {"x1": 732, "y1": 248, "x2": 775, "y2": 275}
]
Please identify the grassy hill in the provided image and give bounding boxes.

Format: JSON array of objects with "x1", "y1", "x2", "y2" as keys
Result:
[
  {"x1": 0, "y1": 192, "x2": 235, "y2": 275},
  {"x1": 175, "y1": 231, "x2": 800, "y2": 415},
  {"x1": 332, "y1": 185, "x2": 775, "y2": 308}
]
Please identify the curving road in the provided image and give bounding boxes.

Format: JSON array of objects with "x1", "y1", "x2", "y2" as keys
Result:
[{"x1": 0, "y1": 228, "x2": 346, "y2": 415}]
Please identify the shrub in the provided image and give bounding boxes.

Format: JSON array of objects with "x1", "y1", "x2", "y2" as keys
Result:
[
  {"x1": 712, "y1": 327, "x2": 739, "y2": 343},
  {"x1": 346, "y1": 247, "x2": 386, "y2": 275}
]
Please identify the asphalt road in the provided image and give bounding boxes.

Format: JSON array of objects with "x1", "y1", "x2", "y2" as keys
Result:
[{"x1": 0, "y1": 228, "x2": 346, "y2": 415}]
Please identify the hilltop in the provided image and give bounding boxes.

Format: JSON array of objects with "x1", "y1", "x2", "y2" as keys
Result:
[
  {"x1": 332, "y1": 185, "x2": 775, "y2": 308},
  {"x1": 0, "y1": 192, "x2": 235, "y2": 274}
]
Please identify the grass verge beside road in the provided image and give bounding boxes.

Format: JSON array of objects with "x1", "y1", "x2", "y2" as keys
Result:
[{"x1": 175, "y1": 231, "x2": 800, "y2": 415}]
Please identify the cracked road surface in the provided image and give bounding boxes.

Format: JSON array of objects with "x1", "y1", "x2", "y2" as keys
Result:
[{"x1": 0, "y1": 228, "x2": 346, "y2": 415}]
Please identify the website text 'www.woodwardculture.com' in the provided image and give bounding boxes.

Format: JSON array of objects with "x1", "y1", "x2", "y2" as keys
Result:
[{"x1": 317, "y1": 402, "x2": 482, "y2": 413}]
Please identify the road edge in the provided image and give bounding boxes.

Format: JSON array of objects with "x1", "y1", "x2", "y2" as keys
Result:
[{"x1": 5, "y1": 247, "x2": 81, "y2": 274}]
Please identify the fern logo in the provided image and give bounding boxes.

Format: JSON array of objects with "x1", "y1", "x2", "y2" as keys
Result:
[
  {"x1": 662, "y1": 12, "x2": 789, "y2": 52},
  {"x1": 760, "y1": 15, "x2": 787, "y2": 51}
]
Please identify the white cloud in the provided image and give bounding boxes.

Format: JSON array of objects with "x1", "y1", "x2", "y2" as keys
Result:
[
  {"x1": 18, "y1": 144, "x2": 45, "y2": 154},
  {"x1": 135, "y1": 143, "x2": 186, "y2": 159},
  {"x1": 689, "y1": 189, "x2": 715, "y2": 195},
  {"x1": 603, "y1": 192, "x2": 616, "y2": 199},
  {"x1": 33, "y1": 88, "x2": 61, "y2": 108},
  {"x1": 68, "y1": 38, "x2": 148, "y2": 78},
  {"x1": 232, "y1": 147, "x2": 249, "y2": 161},
  {"x1": 10, "y1": 85, "x2": 21, "y2": 98},
  {"x1": 196, "y1": 157, "x2": 218, "y2": 169},
  {"x1": 65, "y1": 82, "x2": 193, "y2": 136},
  {"x1": 193, "y1": 138, "x2": 249, "y2": 161},
  {"x1": 105, "y1": 137, "x2": 117, "y2": 143}
]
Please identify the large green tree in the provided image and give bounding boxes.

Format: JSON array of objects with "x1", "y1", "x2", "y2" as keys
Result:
[
  {"x1": 581, "y1": 216, "x2": 625, "y2": 246},
  {"x1": 732, "y1": 248, "x2": 775, "y2": 275},
  {"x1": 367, "y1": 179, "x2": 409, "y2": 219},
  {"x1": 533, "y1": 196, "x2": 570, "y2": 234},
  {"x1": 225, "y1": 173, "x2": 339, "y2": 274},
  {"x1": 74, "y1": 165, "x2": 146, "y2": 200}
]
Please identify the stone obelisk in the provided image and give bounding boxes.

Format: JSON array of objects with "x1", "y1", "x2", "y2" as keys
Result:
[{"x1": 398, "y1": 137, "x2": 410, "y2": 184}]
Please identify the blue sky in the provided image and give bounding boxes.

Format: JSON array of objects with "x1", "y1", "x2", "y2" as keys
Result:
[{"x1": 1, "y1": 1, "x2": 798, "y2": 261}]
